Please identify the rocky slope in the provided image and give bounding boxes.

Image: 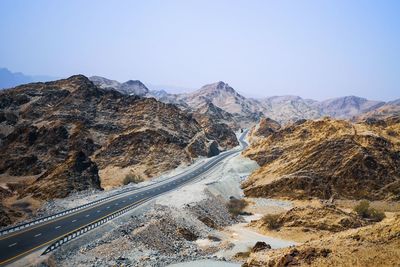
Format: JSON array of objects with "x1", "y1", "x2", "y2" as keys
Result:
[
  {"x1": 0, "y1": 75, "x2": 238, "y2": 225},
  {"x1": 90, "y1": 76, "x2": 149, "y2": 96},
  {"x1": 248, "y1": 117, "x2": 281, "y2": 144},
  {"x1": 319, "y1": 96, "x2": 385, "y2": 119},
  {"x1": 176, "y1": 81, "x2": 262, "y2": 129},
  {"x1": 356, "y1": 98, "x2": 400, "y2": 120},
  {"x1": 253, "y1": 96, "x2": 322, "y2": 124},
  {"x1": 243, "y1": 214, "x2": 400, "y2": 267},
  {"x1": 256, "y1": 205, "x2": 366, "y2": 234},
  {"x1": 242, "y1": 117, "x2": 400, "y2": 201}
]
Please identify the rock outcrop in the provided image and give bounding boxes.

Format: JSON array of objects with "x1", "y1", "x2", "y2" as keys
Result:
[
  {"x1": 259, "y1": 205, "x2": 366, "y2": 233},
  {"x1": 242, "y1": 117, "x2": 400, "y2": 201}
]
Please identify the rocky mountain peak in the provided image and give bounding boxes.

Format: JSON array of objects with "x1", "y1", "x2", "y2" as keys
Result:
[
  {"x1": 123, "y1": 80, "x2": 146, "y2": 87},
  {"x1": 120, "y1": 80, "x2": 149, "y2": 96},
  {"x1": 200, "y1": 81, "x2": 237, "y2": 95}
]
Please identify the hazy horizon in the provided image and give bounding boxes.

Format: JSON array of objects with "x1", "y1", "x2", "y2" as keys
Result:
[{"x1": 1, "y1": 0, "x2": 399, "y2": 101}]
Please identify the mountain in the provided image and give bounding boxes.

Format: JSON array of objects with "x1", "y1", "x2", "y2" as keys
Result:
[
  {"x1": 177, "y1": 81, "x2": 262, "y2": 128},
  {"x1": 0, "y1": 68, "x2": 57, "y2": 89},
  {"x1": 252, "y1": 95, "x2": 322, "y2": 123},
  {"x1": 319, "y1": 96, "x2": 385, "y2": 119},
  {"x1": 0, "y1": 75, "x2": 238, "y2": 225},
  {"x1": 89, "y1": 75, "x2": 120, "y2": 90},
  {"x1": 242, "y1": 117, "x2": 400, "y2": 201},
  {"x1": 90, "y1": 76, "x2": 398, "y2": 127},
  {"x1": 119, "y1": 80, "x2": 149, "y2": 96},
  {"x1": 180, "y1": 81, "x2": 256, "y2": 115},
  {"x1": 356, "y1": 98, "x2": 400, "y2": 120},
  {"x1": 90, "y1": 76, "x2": 149, "y2": 96}
]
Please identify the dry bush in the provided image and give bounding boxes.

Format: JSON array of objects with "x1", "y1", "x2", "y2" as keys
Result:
[
  {"x1": 227, "y1": 197, "x2": 248, "y2": 216},
  {"x1": 261, "y1": 214, "x2": 282, "y2": 230},
  {"x1": 354, "y1": 200, "x2": 385, "y2": 222}
]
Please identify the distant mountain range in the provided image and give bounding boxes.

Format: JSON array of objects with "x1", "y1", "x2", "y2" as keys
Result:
[
  {"x1": 89, "y1": 76, "x2": 399, "y2": 126},
  {"x1": 1, "y1": 69, "x2": 398, "y2": 125},
  {"x1": 0, "y1": 68, "x2": 58, "y2": 89}
]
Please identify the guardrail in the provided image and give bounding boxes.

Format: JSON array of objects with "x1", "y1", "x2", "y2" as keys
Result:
[
  {"x1": 1, "y1": 132, "x2": 247, "y2": 238},
  {"x1": 41, "y1": 198, "x2": 148, "y2": 255},
  {"x1": 0, "y1": 184, "x2": 149, "y2": 237},
  {"x1": 0, "y1": 163, "x2": 204, "y2": 238},
  {"x1": 41, "y1": 148, "x2": 246, "y2": 255}
]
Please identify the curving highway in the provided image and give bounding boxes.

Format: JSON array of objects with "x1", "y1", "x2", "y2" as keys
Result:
[{"x1": 0, "y1": 131, "x2": 248, "y2": 266}]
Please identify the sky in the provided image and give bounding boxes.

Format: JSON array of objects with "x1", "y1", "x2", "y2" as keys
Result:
[{"x1": 0, "y1": 0, "x2": 399, "y2": 100}]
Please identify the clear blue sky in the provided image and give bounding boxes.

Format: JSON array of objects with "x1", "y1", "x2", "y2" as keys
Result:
[{"x1": 0, "y1": 0, "x2": 399, "y2": 100}]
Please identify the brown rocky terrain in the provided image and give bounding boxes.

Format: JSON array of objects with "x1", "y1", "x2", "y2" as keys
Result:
[
  {"x1": 242, "y1": 117, "x2": 400, "y2": 201},
  {"x1": 256, "y1": 205, "x2": 367, "y2": 234},
  {"x1": 0, "y1": 75, "x2": 238, "y2": 226},
  {"x1": 248, "y1": 117, "x2": 281, "y2": 144},
  {"x1": 243, "y1": 214, "x2": 400, "y2": 267}
]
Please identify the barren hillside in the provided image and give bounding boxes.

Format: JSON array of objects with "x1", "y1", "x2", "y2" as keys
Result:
[
  {"x1": 0, "y1": 75, "x2": 238, "y2": 225},
  {"x1": 242, "y1": 117, "x2": 400, "y2": 201}
]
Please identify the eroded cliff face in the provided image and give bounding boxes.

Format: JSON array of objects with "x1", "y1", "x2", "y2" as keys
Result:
[
  {"x1": 0, "y1": 75, "x2": 238, "y2": 225},
  {"x1": 242, "y1": 117, "x2": 400, "y2": 201}
]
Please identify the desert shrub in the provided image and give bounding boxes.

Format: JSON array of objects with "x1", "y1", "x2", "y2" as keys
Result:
[
  {"x1": 354, "y1": 200, "x2": 385, "y2": 222},
  {"x1": 235, "y1": 251, "x2": 251, "y2": 258},
  {"x1": 234, "y1": 246, "x2": 252, "y2": 258},
  {"x1": 123, "y1": 172, "x2": 144, "y2": 185},
  {"x1": 227, "y1": 197, "x2": 248, "y2": 216},
  {"x1": 261, "y1": 214, "x2": 282, "y2": 230}
]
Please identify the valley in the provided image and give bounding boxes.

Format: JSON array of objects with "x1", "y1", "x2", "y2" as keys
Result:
[{"x1": 0, "y1": 75, "x2": 399, "y2": 267}]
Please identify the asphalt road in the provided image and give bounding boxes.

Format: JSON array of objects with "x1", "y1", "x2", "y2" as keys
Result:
[{"x1": 0, "y1": 131, "x2": 248, "y2": 266}]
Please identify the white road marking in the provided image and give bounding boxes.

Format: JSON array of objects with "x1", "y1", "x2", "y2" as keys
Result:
[
  {"x1": 107, "y1": 206, "x2": 110, "y2": 209},
  {"x1": 85, "y1": 214, "x2": 90, "y2": 217},
  {"x1": 72, "y1": 219, "x2": 77, "y2": 222},
  {"x1": 97, "y1": 210, "x2": 101, "y2": 213},
  {"x1": 34, "y1": 233, "x2": 42, "y2": 237},
  {"x1": 8, "y1": 243, "x2": 17, "y2": 247},
  {"x1": 55, "y1": 226, "x2": 61, "y2": 229}
]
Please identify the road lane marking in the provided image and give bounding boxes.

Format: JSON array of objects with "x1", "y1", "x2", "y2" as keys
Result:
[
  {"x1": 55, "y1": 226, "x2": 61, "y2": 229},
  {"x1": 97, "y1": 210, "x2": 101, "y2": 213},
  {"x1": 0, "y1": 197, "x2": 151, "y2": 266},
  {"x1": 107, "y1": 206, "x2": 110, "y2": 209},
  {"x1": 0, "y1": 190, "x2": 136, "y2": 241},
  {"x1": 34, "y1": 233, "x2": 42, "y2": 237},
  {"x1": 0, "y1": 136, "x2": 247, "y2": 264},
  {"x1": 85, "y1": 214, "x2": 90, "y2": 217},
  {"x1": 0, "y1": 135, "x2": 247, "y2": 264},
  {"x1": 8, "y1": 243, "x2": 17, "y2": 247},
  {"x1": 72, "y1": 220, "x2": 77, "y2": 223}
]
